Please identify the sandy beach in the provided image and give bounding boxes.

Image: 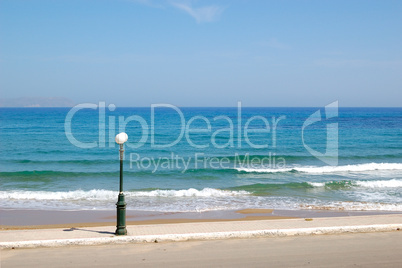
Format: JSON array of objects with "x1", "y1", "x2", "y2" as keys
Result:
[
  {"x1": 1, "y1": 208, "x2": 400, "y2": 230},
  {"x1": 2, "y1": 231, "x2": 402, "y2": 267},
  {"x1": 1, "y1": 209, "x2": 401, "y2": 267},
  {"x1": 0, "y1": 208, "x2": 291, "y2": 229}
]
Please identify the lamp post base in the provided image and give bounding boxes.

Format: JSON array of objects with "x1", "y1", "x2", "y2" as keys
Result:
[{"x1": 115, "y1": 193, "x2": 127, "y2": 235}]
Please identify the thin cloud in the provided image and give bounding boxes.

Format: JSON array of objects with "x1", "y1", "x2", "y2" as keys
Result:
[{"x1": 171, "y1": 2, "x2": 224, "y2": 23}]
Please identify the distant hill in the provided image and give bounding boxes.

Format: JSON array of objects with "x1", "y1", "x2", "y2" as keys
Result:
[{"x1": 0, "y1": 97, "x2": 75, "y2": 107}]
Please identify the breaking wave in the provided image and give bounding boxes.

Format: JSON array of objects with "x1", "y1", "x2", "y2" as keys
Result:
[{"x1": 236, "y1": 162, "x2": 402, "y2": 174}]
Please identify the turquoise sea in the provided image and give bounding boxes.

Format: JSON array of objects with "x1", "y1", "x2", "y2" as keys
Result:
[{"x1": 0, "y1": 105, "x2": 401, "y2": 212}]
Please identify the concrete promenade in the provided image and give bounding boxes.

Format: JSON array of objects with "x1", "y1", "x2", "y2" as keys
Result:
[{"x1": 1, "y1": 214, "x2": 401, "y2": 249}]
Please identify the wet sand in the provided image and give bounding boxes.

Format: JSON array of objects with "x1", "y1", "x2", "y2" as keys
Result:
[
  {"x1": 0, "y1": 209, "x2": 294, "y2": 230},
  {"x1": 1, "y1": 208, "x2": 400, "y2": 230}
]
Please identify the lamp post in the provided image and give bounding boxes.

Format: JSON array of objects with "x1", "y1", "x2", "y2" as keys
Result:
[{"x1": 115, "y1": 132, "x2": 128, "y2": 235}]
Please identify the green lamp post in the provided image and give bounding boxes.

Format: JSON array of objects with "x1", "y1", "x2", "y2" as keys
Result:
[{"x1": 115, "y1": 132, "x2": 128, "y2": 235}]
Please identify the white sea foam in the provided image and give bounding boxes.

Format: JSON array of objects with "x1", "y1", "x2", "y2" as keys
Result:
[
  {"x1": 236, "y1": 162, "x2": 402, "y2": 174},
  {"x1": 236, "y1": 167, "x2": 289, "y2": 173},
  {"x1": 0, "y1": 188, "x2": 250, "y2": 201},
  {"x1": 129, "y1": 188, "x2": 249, "y2": 197},
  {"x1": 308, "y1": 182, "x2": 326, "y2": 187},
  {"x1": 0, "y1": 189, "x2": 116, "y2": 201},
  {"x1": 355, "y1": 179, "x2": 402, "y2": 188},
  {"x1": 307, "y1": 179, "x2": 402, "y2": 188},
  {"x1": 1, "y1": 186, "x2": 400, "y2": 212},
  {"x1": 301, "y1": 202, "x2": 402, "y2": 211}
]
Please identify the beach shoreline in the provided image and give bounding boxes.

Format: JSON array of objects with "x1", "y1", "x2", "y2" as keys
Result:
[
  {"x1": 1, "y1": 208, "x2": 401, "y2": 230},
  {"x1": 1, "y1": 213, "x2": 401, "y2": 250}
]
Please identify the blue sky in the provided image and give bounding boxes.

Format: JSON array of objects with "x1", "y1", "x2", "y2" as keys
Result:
[{"x1": 1, "y1": 0, "x2": 401, "y2": 106}]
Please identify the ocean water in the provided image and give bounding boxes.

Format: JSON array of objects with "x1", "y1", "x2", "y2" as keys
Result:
[{"x1": 0, "y1": 105, "x2": 401, "y2": 212}]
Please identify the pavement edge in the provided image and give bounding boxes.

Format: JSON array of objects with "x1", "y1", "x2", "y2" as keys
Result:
[{"x1": 1, "y1": 224, "x2": 401, "y2": 249}]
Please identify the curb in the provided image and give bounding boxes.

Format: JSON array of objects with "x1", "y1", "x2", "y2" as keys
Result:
[{"x1": 1, "y1": 224, "x2": 401, "y2": 249}]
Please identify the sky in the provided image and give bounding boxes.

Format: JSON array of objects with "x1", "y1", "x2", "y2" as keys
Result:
[{"x1": 1, "y1": 0, "x2": 401, "y2": 107}]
